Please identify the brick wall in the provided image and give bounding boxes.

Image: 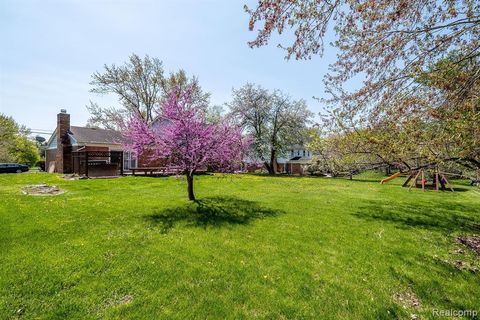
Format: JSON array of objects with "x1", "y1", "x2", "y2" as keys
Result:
[
  {"x1": 289, "y1": 163, "x2": 304, "y2": 175},
  {"x1": 137, "y1": 150, "x2": 167, "y2": 167}
]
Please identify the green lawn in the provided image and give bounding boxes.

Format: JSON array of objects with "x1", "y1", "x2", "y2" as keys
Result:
[{"x1": 1, "y1": 173, "x2": 479, "y2": 319}]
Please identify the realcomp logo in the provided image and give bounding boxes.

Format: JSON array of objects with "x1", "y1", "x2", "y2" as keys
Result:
[{"x1": 432, "y1": 309, "x2": 478, "y2": 318}]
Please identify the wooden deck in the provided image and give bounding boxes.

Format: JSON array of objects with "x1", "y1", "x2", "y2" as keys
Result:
[
  {"x1": 127, "y1": 166, "x2": 182, "y2": 176},
  {"x1": 124, "y1": 166, "x2": 208, "y2": 177}
]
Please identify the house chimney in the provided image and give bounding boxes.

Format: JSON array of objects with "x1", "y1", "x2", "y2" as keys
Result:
[{"x1": 55, "y1": 109, "x2": 73, "y2": 173}]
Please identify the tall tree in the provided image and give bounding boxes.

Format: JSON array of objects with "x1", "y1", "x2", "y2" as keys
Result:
[
  {"x1": 87, "y1": 54, "x2": 210, "y2": 129},
  {"x1": 247, "y1": 1, "x2": 480, "y2": 172},
  {"x1": 160, "y1": 69, "x2": 221, "y2": 124},
  {"x1": 89, "y1": 54, "x2": 164, "y2": 126},
  {"x1": 123, "y1": 84, "x2": 249, "y2": 201},
  {"x1": 228, "y1": 83, "x2": 313, "y2": 174},
  {"x1": 161, "y1": 70, "x2": 210, "y2": 111}
]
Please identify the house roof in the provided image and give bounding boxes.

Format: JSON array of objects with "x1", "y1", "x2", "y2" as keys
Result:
[
  {"x1": 151, "y1": 115, "x2": 171, "y2": 124},
  {"x1": 46, "y1": 113, "x2": 170, "y2": 150},
  {"x1": 70, "y1": 126, "x2": 123, "y2": 145},
  {"x1": 151, "y1": 115, "x2": 173, "y2": 131}
]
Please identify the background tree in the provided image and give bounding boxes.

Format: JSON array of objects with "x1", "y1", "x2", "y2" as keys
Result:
[
  {"x1": 161, "y1": 69, "x2": 222, "y2": 124},
  {"x1": 161, "y1": 70, "x2": 210, "y2": 110},
  {"x1": 123, "y1": 83, "x2": 249, "y2": 201},
  {"x1": 306, "y1": 128, "x2": 376, "y2": 177},
  {"x1": 228, "y1": 83, "x2": 313, "y2": 174},
  {"x1": 0, "y1": 114, "x2": 39, "y2": 166},
  {"x1": 87, "y1": 54, "x2": 210, "y2": 129},
  {"x1": 88, "y1": 54, "x2": 164, "y2": 126}
]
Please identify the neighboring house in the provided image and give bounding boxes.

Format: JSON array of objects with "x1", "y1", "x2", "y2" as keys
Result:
[
  {"x1": 45, "y1": 110, "x2": 136, "y2": 175},
  {"x1": 277, "y1": 144, "x2": 313, "y2": 174},
  {"x1": 243, "y1": 144, "x2": 313, "y2": 174}
]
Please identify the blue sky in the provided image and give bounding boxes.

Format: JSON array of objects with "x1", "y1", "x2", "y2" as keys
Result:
[{"x1": 0, "y1": 0, "x2": 336, "y2": 137}]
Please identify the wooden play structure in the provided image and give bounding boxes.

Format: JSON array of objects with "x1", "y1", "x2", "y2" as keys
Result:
[
  {"x1": 380, "y1": 166, "x2": 454, "y2": 192},
  {"x1": 380, "y1": 172, "x2": 401, "y2": 184}
]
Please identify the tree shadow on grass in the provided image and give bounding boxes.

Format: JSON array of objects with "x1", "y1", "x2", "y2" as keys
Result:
[
  {"x1": 144, "y1": 196, "x2": 283, "y2": 233},
  {"x1": 352, "y1": 200, "x2": 480, "y2": 234}
]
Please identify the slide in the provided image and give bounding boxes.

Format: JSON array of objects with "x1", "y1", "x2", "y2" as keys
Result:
[{"x1": 380, "y1": 172, "x2": 401, "y2": 184}]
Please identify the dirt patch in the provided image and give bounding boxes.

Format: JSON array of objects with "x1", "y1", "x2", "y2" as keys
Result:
[
  {"x1": 393, "y1": 290, "x2": 421, "y2": 309},
  {"x1": 22, "y1": 184, "x2": 64, "y2": 196},
  {"x1": 458, "y1": 236, "x2": 480, "y2": 255},
  {"x1": 103, "y1": 293, "x2": 134, "y2": 309},
  {"x1": 119, "y1": 295, "x2": 134, "y2": 305}
]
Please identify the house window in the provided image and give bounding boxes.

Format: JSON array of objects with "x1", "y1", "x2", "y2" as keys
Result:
[
  {"x1": 123, "y1": 151, "x2": 137, "y2": 170},
  {"x1": 297, "y1": 151, "x2": 300, "y2": 156},
  {"x1": 303, "y1": 150, "x2": 305, "y2": 157},
  {"x1": 291, "y1": 150, "x2": 294, "y2": 156}
]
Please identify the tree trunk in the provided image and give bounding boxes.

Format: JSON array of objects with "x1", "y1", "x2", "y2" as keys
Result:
[
  {"x1": 187, "y1": 173, "x2": 195, "y2": 201},
  {"x1": 264, "y1": 162, "x2": 274, "y2": 174},
  {"x1": 269, "y1": 149, "x2": 277, "y2": 174}
]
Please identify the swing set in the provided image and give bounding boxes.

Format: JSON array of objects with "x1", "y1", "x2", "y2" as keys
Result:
[{"x1": 380, "y1": 166, "x2": 454, "y2": 192}]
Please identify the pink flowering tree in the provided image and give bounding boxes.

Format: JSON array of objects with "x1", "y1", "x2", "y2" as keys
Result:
[{"x1": 123, "y1": 84, "x2": 250, "y2": 201}]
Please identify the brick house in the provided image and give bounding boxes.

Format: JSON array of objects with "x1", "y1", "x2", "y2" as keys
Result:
[{"x1": 45, "y1": 110, "x2": 136, "y2": 175}]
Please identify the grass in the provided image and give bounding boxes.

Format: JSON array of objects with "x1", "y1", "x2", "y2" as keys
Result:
[{"x1": 0, "y1": 172, "x2": 479, "y2": 319}]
